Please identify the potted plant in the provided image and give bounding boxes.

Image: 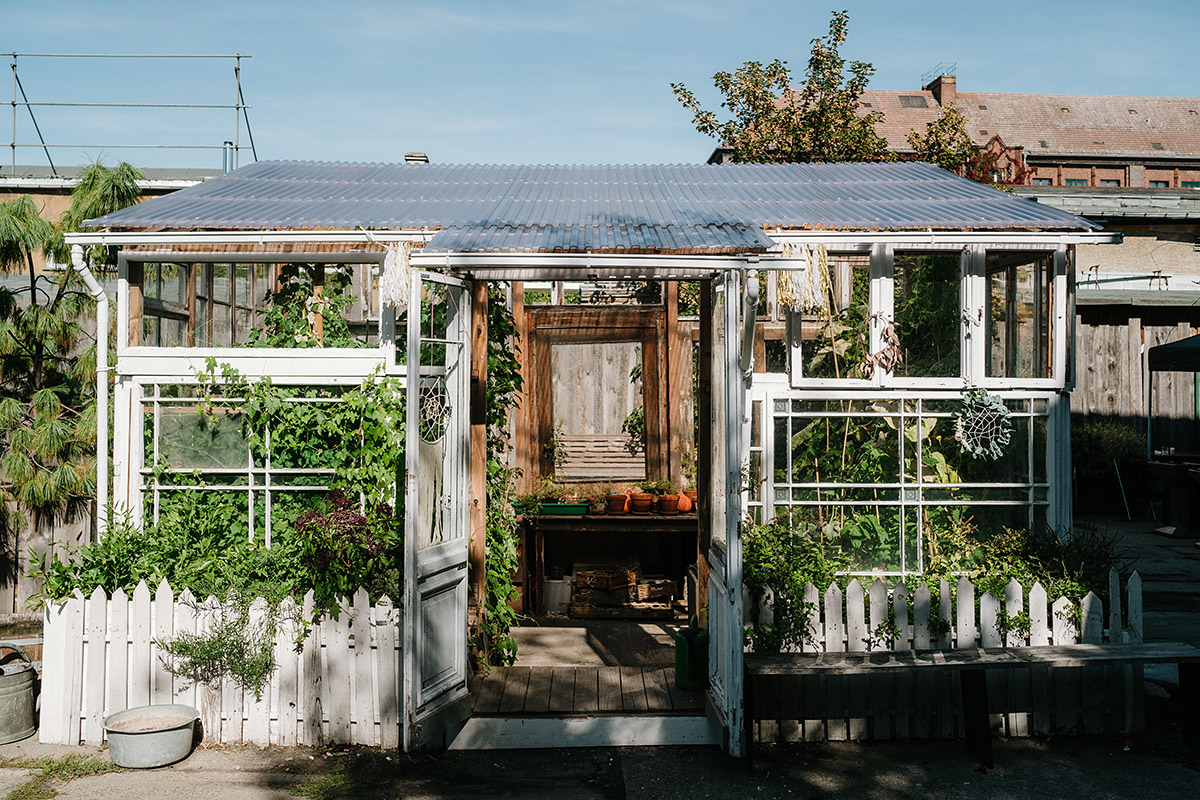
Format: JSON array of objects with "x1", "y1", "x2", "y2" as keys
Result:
[
  {"x1": 604, "y1": 485, "x2": 630, "y2": 514},
  {"x1": 516, "y1": 476, "x2": 590, "y2": 516},
  {"x1": 636, "y1": 480, "x2": 680, "y2": 514}
]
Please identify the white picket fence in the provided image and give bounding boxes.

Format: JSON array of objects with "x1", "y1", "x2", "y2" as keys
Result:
[
  {"x1": 748, "y1": 569, "x2": 1147, "y2": 742},
  {"x1": 39, "y1": 580, "x2": 401, "y2": 748},
  {"x1": 751, "y1": 569, "x2": 1144, "y2": 652}
]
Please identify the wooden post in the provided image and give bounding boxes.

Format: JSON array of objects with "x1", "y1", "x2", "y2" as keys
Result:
[
  {"x1": 186, "y1": 263, "x2": 197, "y2": 347},
  {"x1": 312, "y1": 264, "x2": 325, "y2": 346},
  {"x1": 469, "y1": 281, "x2": 489, "y2": 614},
  {"x1": 512, "y1": 281, "x2": 532, "y2": 495},
  {"x1": 127, "y1": 262, "x2": 144, "y2": 347},
  {"x1": 696, "y1": 281, "x2": 713, "y2": 628},
  {"x1": 665, "y1": 281, "x2": 682, "y2": 483}
]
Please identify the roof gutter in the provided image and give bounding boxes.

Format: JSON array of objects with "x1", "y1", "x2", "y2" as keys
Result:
[
  {"x1": 64, "y1": 228, "x2": 1123, "y2": 249},
  {"x1": 63, "y1": 230, "x2": 437, "y2": 246},
  {"x1": 766, "y1": 230, "x2": 1122, "y2": 246}
]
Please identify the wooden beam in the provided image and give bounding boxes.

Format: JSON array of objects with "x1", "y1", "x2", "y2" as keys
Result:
[
  {"x1": 665, "y1": 281, "x2": 684, "y2": 484},
  {"x1": 696, "y1": 281, "x2": 713, "y2": 629},
  {"x1": 512, "y1": 281, "x2": 532, "y2": 495},
  {"x1": 186, "y1": 263, "x2": 197, "y2": 347},
  {"x1": 127, "y1": 262, "x2": 144, "y2": 348},
  {"x1": 469, "y1": 282, "x2": 489, "y2": 614},
  {"x1": 312, "y1": 264, "x2": 325, "y2": 346}
]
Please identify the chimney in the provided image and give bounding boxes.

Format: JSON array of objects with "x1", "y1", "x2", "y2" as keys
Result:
[
  {"x1": 404, "y1": 152, "x2": 429, "y2": 164},
  {"x1": 923, "y1": 74, "x2": 956, "y2": 107}
]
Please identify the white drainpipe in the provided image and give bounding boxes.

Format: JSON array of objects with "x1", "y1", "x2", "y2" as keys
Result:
[
  {"x1": 71, "y1": 245, "x2": 108, "y2": 536},
  {"x1": 740, "y1": 266, "x2": 760, "y2": 377}
]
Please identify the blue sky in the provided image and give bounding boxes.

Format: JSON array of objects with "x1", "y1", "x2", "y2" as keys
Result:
[{"x1": 5, "y1": 0, "x2": 1198, "y2": 170}]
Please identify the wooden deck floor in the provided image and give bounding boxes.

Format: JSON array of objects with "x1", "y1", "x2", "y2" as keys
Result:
[{"x1": 472, "y1": 666, "x2": 704, "y2": 716}]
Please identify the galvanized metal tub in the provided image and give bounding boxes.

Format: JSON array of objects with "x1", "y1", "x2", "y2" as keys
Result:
[
  {"x1": 103, "y1": 704, "x2": 199, "y2": 769},
  {"x1": 0, "y1": 642, "x2": 36, "y2": 744}
]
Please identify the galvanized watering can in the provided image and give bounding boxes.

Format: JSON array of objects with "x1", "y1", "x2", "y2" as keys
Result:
[{"x1": 0, "y1": 642, "x2": 37, "y2": 744}]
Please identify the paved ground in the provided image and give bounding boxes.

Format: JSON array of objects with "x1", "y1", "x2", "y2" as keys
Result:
[
  {"x1": 2, "y1": 731, "x2": 1198, "y2": 800},
  {"x1": 1, "y1": 513, "x2": 1196, "y2": 799}
]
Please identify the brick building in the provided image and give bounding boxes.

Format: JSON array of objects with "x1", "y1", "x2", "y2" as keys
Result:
[
  {"x1": 867, "y1": 75, "x2": 1200, "y2": 461},
  {"x1": 865, "y1": 74, "x2": 1200, "y2": 190}
]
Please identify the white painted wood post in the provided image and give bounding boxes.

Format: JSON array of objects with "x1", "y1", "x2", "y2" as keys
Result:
[
  {"x1": 868, "y1": 579, "x2": 888, "y2": 644},
  {"x1": 893, "y1": 583, "x2": 909, "y2": 651},
  {"x1": 107, "y1": 588, "x2": 129, "y2": 725},
  {"x1": 913, "y1": 583, "x2": 931, "y2": 650},
  {"x1": 1004, "y1": 579, "x2": 1025, "y2": 648},
  {"x1": 937, "y1": 578, "x2": 952, "y2": 650},
  {"x1": 39, "y1": 601, "x2": 67, "y2": 744},
  {"x1": 276, "y1": 596, "x2": 299, "y2": 747},
  {"x1": 174, "y1": 589, "x2": 198, "y2": 711},
  {"x1": 956, "y1": 577, "x2": 975, "y2": 649},
  {"x1": 244, "y1": 597, "x2": 272, "y2": 746},
  {"x1": 980, "y1": 592, "x2": 1002, "y2": 648},
  {"x1": 351, "y1": 587, "x2": 374, "y2": 745},
  {"x1": 152, "y1": 579, "x2": 174, "y2": 705},
  {"x1": 1127, "y1": 572, "x2": 1143, "y2": 644},
  {"x1": 846, "y1": 579, "x2": 866, "y2": 652},
  {"x1": 64, "y1": 591, "x2": 85, "y2": 745},
  {"x1": 83, "y1": 587, "x2": 108, "y2": 745},
  {"x1": 1081, "y1": 592, "x2": 1103, "y2": 644},
  {"x1": 198, "y1": 596, "x2": 222, "y2": 744},
  {"x1": 301, "y1": 590, "x2": 323, "y2": 746},
  {"x1": 1108, "y1": 568, "x2": 1122, "y2": 643},
  {"x1": 327, "y1": 599, "x2": 352, "y2": 742},
  {"x1": 376, "y1": 596, "x2": 399, "y2": 749},
  {"x1": 1051, "y1": 597, "x2": 1075, "y2": 645},
  {"x1": 1029, "y1": 583, "x2": 1049, "y2": 646},
  {"x1": 802, "y1": 582, "x2": 821, "y2": 653},
  {"x1": 130, "y1": 581, "x2": 151, "y2": 710},
  {"x1": 824, "y1": 584, "x2": 845, "y2": 653}
]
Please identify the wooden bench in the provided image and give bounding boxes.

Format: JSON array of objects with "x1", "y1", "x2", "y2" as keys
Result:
[{"x1": 745, "y1": 642, "x2": 1200, "y2": 768}]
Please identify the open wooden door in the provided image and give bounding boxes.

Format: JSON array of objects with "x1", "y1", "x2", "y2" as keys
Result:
[
  {"x1": 403, "y1": 272, "x2": 472, "y2": 750},
  {"x1": 706, "y1": 271, "x2": 745, "y2": 755}
]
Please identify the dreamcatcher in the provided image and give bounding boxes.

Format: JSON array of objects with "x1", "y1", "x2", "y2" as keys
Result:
[
  {"x1": 418, "y1": 378, "x2": 450, "y2": 443},
  {"x1": 954, "y1": 389, "x2": 1013, "y2": 460}
]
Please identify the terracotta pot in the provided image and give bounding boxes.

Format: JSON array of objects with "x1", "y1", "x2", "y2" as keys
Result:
[
  {"x1": 656, "y1": 493, "x2": 680, "y2": 514},
  {"x1": 606, "y1": 494, "x2": 628, "y2": 514},
  {"x1": 683, "y1": 490, "x2": 698, "y2": 502},
  {"x1": 630, "y1": 492, "x2": 654, "y2": 514}
]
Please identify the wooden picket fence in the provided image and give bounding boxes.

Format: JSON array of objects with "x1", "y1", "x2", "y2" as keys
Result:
[
  {"x1": 39, "y1": 580, "x2": 401, "y2": 748},
  {"x1": 748, "y1": 569, "x2": 1146, "y2": 742}
]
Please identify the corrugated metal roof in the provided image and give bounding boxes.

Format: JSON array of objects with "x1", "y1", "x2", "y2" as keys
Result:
[{"x1": 86, "y1": 160, "x2": 1099, "y2": 255}]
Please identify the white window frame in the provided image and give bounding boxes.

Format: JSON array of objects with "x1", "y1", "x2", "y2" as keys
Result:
[{"x1": 786, "y1": 244, "x2": 1069, "y2": 392}]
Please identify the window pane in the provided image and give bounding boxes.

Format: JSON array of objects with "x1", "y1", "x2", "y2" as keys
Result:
[
  {"x1": 158, "y1": 406, "x2": 247, "y2": 469},
  {"x1": 894, "y1": 251, "x2": 960, "y2": 377},
  {"x1": 551, "y1": 342, "x2": 646, "y2": 483},
  {"x1": 986, "y1": 252, "x2": 1052, "y2": 379},
  {"x1": 800, "y1": 254, "x2": 870, "y2": 379}
]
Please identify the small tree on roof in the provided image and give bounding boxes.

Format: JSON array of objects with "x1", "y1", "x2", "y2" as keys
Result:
[{"x1": 671, "y1": 10, "x2": 890, "y2": 164}]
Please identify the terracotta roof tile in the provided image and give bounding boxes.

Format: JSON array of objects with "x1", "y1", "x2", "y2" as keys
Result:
[{"x1": 862, "y1": 90, "x2": 1200, "y2": 159}]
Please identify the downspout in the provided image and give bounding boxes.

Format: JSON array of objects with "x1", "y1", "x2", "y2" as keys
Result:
[
  {"x1": 71, "y1": 245, "x2": 108, "y2": 536},
  {"x1": 739, "y1": 264, "x2": 759, "y2": 378}
]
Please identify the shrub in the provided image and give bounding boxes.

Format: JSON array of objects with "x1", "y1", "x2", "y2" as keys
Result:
[{"x1": 1072, "y1": 421, "x2": 1146, "y2": 477}]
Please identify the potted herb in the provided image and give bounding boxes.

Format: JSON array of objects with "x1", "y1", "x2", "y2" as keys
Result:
[
  {"x1": 603, "y1": 485, "x2": 630, "y2": 514},
  {"x1": 636, "y1": 480, "x2": 680, "y2": 514}
]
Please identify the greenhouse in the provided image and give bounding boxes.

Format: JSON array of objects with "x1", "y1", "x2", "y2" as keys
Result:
[{"x1": 60, "y1": 159, "x2": 1118, "y2": 753}]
